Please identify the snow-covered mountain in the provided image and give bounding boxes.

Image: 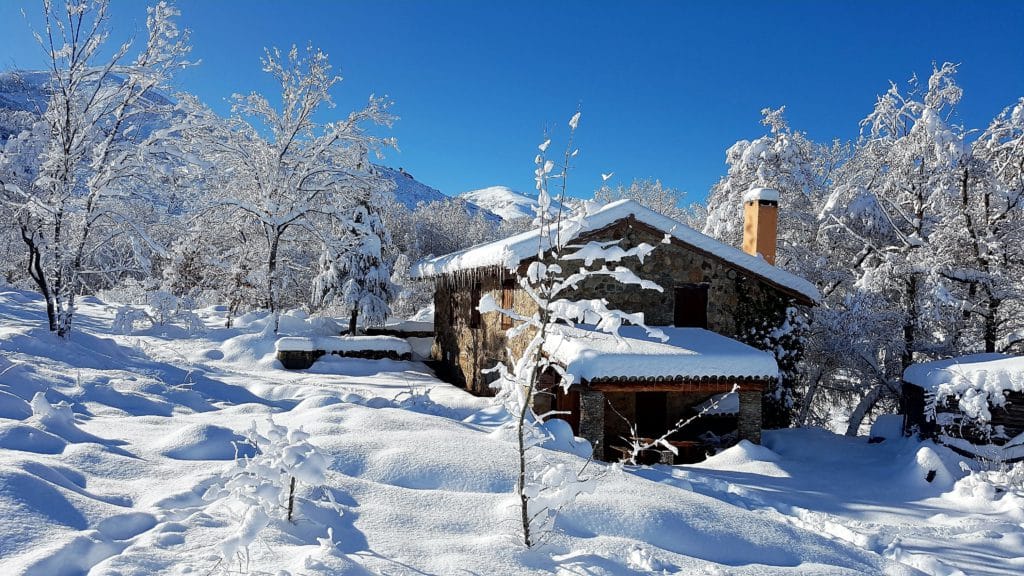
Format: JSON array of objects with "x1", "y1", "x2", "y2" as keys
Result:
[
  {"x1": 374, "y1": 164, "x2": 497, "y2": 220},
  {"x1": 0, "y1": 69, "x2": 176, "y2": 142},
  {"x1": 374, "y1": 165, "x2": 448, "y2": 208},
  {"x1": 458, "y1": 185, "x2": 565, "y2": 221}
]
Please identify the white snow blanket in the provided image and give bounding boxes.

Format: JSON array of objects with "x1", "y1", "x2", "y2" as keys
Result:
[
  {"x1": 545, "y1": 325, "x2": 778, "y2": 382},
  {"x1": 904, "y1": 353, "x2": 1024, "y2": 423},
  {"x1": 4, "y1": 289, "x2": 1023, "y2": 576},
  {"x1": 275, "y1": 335, "x2": 412, "y2": 355},
  {"x1": 411, "y1": 199, "x2": 820, "y2": 303}
]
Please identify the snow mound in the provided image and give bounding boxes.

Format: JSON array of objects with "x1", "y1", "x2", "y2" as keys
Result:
[
  {"x1": 901, "y1": 446, "x2": 957, "y2": 491},
  {"x1": 693, "y1": 440, "x2": 789, "y2": 478},
  {"x1": 0, "y1": 422, "x2": 67, "y2": 454},
  {"x1": 539, "y1": 418, "x2": 593, "y2": 458},
  {"x1": 156, "y1": 423, "x2": 253, "y2": 460},
  {"x1": 0, "y1": 390, "x2": 32, "y2": 420}
]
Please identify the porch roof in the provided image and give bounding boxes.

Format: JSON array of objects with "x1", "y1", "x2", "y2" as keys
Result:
[{"x1": 546, "y1": 325, "x2": 779, "y2": 385}]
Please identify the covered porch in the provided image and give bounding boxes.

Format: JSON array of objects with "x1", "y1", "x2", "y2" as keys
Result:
[{"x1": 536, "y1": 325, "x2": 778, "y2": 463}]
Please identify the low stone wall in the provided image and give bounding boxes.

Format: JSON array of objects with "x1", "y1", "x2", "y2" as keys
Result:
[{"x1": 277, "y1": 349, "x2": 413, "y2": 370}]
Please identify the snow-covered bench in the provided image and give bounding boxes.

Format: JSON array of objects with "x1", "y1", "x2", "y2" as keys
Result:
[{"x1": 275, "y1": 336, "x2": 413, "y2": 369}]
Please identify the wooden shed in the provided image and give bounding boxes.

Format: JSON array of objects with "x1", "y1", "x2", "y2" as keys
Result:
[{"x1": 902, "y1": 354, "x2": 1024, "y2": 462}]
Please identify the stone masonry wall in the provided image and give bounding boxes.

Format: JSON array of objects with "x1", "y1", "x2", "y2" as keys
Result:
[{"x1": 431, "y1": 270, "x2": 538, "y2": 395}]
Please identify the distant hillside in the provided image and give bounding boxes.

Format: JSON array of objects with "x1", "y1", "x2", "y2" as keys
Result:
[
  {"x1": 0, "y1": 69, "x2": 175, "y2": 141},
  {"x1": 374, "y1": 165, "x2": 497, "y2": 220},
  {"x1": 458, "y1": 185, "x2": 565, "y2": 221},
  {"x1": 0, "y1": 70, "x2": 494, "y2": 217}
]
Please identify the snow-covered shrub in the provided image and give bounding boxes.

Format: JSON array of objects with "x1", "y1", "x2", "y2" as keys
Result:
[
  {"x1": 956, "y1": 461, "x2": 1024, "y2": 500},
  {"x1": 204, "y1": 419, "x2": 328, "y2": 567},
  {"x1": 110, "y1": 291, "x2": 205, "y2": 335},
  {"x1": 112, "y1": 306, "x2": 155, "y2": 335},
  {"x1": 626, "y1": 545, "x2": 669, "y2": 572}
]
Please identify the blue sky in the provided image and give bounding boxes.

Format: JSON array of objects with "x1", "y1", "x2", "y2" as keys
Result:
[{"x1": 1, "y1": 0, "x2": 1022, "y2": 203}]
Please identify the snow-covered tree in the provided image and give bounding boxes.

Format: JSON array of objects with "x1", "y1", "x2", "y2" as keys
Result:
[
  {"x1": 701, "y1": 108, "x2": 840, "y2": 427},
  {"x1": 594, "y1": 178, "x2": 701, "y2": 228},
  {"x1": 0, "y1": 0, "x2": 193, "y2": 337},
  {"x1": 703, "y1": 106, "x2": 843, "y2": 277},
  {"x1": 482, "y1": 112, "x2": 662, "y2": 547},
  {"x1": 187, "y1": 44, "x2": 395, "y2": 331},
  {"x1": 312, "y1": 185, "x2": 398, "y2": 333},
  {"x1": 819, "y1": 63, "x2": 969, "y2": 433},
  {"x1": 204, "y1": 419, "x2": 327, "y2": 570},
  {"x1": 934, "y1": 98, "x2": 1024, "y2": 354}
]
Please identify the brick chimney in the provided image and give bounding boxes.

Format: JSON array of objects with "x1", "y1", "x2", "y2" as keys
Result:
[{"x1": 742, "y1": 187, "x2": 779, "y2": 265}]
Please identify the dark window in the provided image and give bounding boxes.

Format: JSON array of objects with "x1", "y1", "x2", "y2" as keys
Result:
[
  {"x1": 635, "y1": 392, "x2": 667, "y2": 439},
  {"x1": 470, "y1": 282, "x2": 482, "y2": 328},
  {"x1": 501, "y1": 279, "x2": 516, "y2": 329},
  {"x1": 673, "y1": 283, "x2": 709, "y2": 328}
]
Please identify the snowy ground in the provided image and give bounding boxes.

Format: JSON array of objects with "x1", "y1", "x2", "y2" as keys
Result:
[{"x1": 0, "y1": 289, "x2": 1021, "y2": 575}]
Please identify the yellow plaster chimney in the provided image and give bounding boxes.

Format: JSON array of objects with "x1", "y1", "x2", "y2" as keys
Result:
[{"x1": 742, "y1": 187, "x2": 779, "y2": 265}]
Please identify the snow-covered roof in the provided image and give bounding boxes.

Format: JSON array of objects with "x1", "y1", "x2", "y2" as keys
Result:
[
  {"x1": 546, "y1": 325, "x2": 779, "y2": 383},
  {"x1": 276, "y1": 335, "x2": 412, "y2": 355},
  {"x1": 411, "y1": 199, "x2": 819, "y2": 303},
  {"x1": 742, "y1": 187, "x2": 780, "y2": 203},
  {"x1": 904, "y1": 354, "x2": 1024, "y2": 423}
]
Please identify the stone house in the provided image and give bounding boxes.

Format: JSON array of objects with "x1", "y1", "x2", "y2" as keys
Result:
[{"x1": 412, "y1": 191, "x2": 819, "y2": 461}]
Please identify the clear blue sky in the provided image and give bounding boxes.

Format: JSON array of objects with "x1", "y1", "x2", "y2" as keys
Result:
[{"x1": 2, "y1": 1, "x2": 1022, "y2": 203}]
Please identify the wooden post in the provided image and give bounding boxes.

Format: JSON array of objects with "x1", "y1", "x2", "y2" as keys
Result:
[{"x1": 287, "y1": 476, "x2": 296, "y2": 521}]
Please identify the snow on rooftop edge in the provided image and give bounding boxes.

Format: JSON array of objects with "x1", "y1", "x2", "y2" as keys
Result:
[
  {"x1": 546, "y1": 325, "x2": 779, "y2": 382},
  {"x1": 903, "y1": 354, "x2": 1024, "y2": 392},
  {"x1": 410, "y1": 199, "x2": 819, "y2": 303},
  {"x1": 903, "y1": 353, "x2": 1024, "y2": 423},
  {"x1": 742, "y1": 187, "x2": 780, "y2": 203}
]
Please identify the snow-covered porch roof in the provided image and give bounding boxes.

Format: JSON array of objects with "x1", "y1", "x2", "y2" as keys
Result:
[
  {"x1": 546, "y1": 325, "x2": 779, "y2": 389},
  {"x1": 410, "y1": 199, "x2": 820, "y2": 304}
]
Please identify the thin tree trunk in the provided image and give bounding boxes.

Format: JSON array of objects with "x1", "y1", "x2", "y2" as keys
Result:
[
  {"x1": 287, "y1": 476, "x2": 296, "y2": 522},
  {"x1": 267, "y1": 232, "x2": 281, "y2": 332},
  {"x1": 349, "y1": 308, "x2": 358, "y2": 336},
  {"x1": 21, "y1": 227, "x2": 57, "y2": 332},
  {"x1": 984, "y1": 298, "x2": 1001, "y2": 353},
  {"x1": 846, "y1": 382, "x2": 884, "y2": 437},
  {"x1": 902, "y1": 275, "x2": 918, "y2": 371}
]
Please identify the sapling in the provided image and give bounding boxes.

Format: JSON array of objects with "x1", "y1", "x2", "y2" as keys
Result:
[
  {"x1": 206, "y1": 418, "x2": 327, "y2": 569},
  {"x1": 482, "y1": 111, "x2": 666, "y2": 547}
]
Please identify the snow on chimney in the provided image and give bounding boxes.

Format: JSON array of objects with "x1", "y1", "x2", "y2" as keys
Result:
[{"x1": 742, "y1": 187, "x2": 779, "y2": 265}]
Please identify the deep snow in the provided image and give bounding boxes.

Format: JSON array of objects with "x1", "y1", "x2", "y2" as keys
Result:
[{"x1": 0, "y1": 289, "x2": 1020, "y2": 575}]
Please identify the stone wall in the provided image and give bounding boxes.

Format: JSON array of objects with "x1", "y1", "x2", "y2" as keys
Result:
[
  {"x1": 554, "y1": 218, "x2": 799, "y2": 342},
  {"x1": 431, "y1": 270, "x2": 538, "y2": 395}
]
